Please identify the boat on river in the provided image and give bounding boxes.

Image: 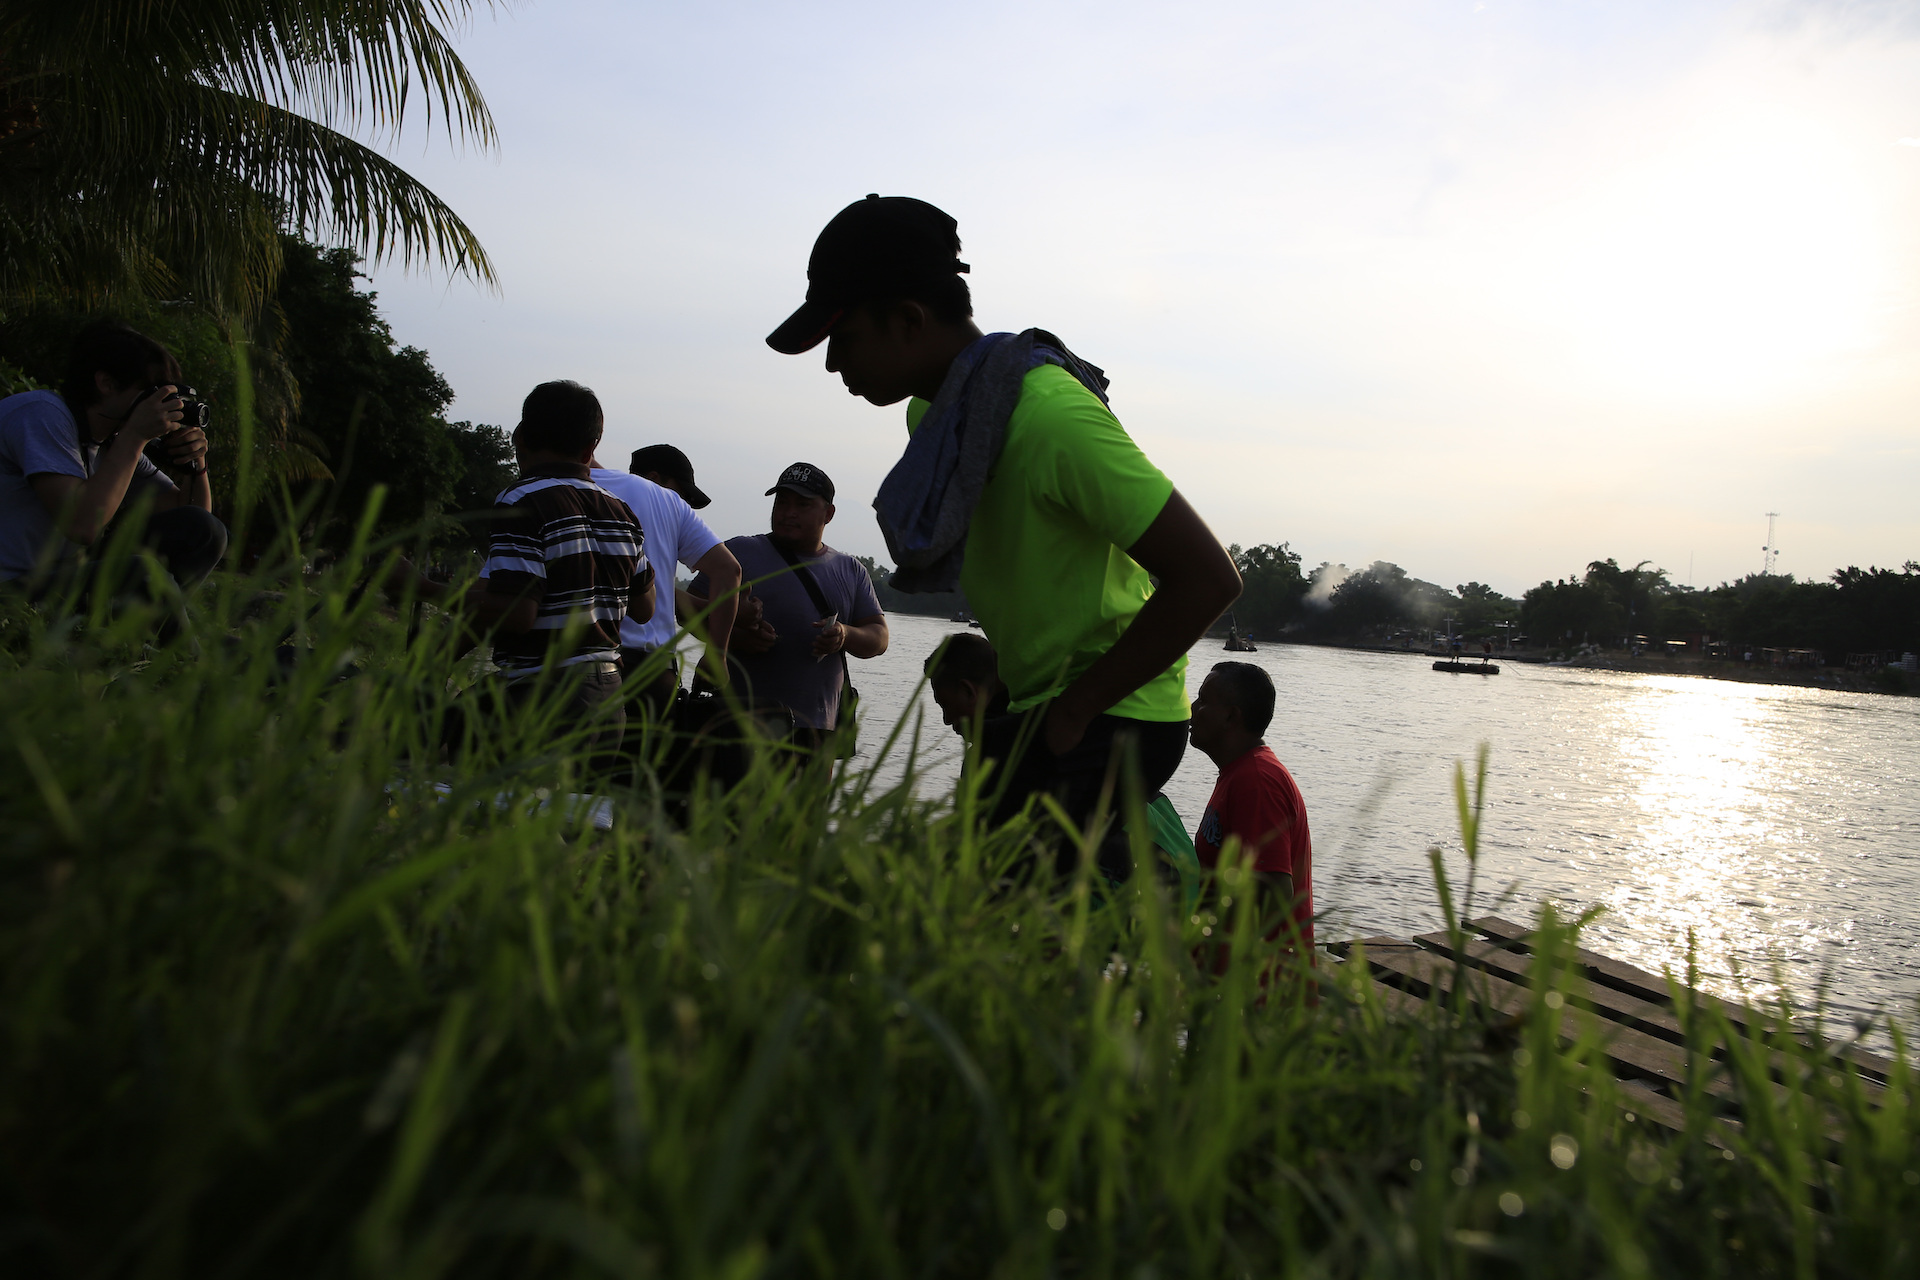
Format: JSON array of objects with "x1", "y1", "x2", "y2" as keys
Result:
[
  {"x1": 1222, "y1": 615, "x2": 1258, "y2": 652},
  {"x1": 1433, "y1": 660, "x2": 1499, "y2": 675}
]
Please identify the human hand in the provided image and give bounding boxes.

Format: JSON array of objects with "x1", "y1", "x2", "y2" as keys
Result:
[
  {"x1": 810, "y1": 614, "x2": 845, "y2": 659},
  {"x1": 127, "y1": 386, "x2": 184, "y2": 441},
  {"x1": 731, "y1": 593, "x2": 766, "y2": 633},
  {"x1": 1042, "y1": 698, "x2": 1092, "y2": 756},
  {"x1": 160, "y1": 425, "x2": 209, "y2": 474},
  {"x1": 733, "y1": 618, "x2": 779, "y2": 655}
]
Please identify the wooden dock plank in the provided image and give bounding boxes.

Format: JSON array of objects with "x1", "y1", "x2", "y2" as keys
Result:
[
  {"x1": 1332, "y1": 931, "x2": 1857, "y2": 1189},
  {"x1": 1416, "y1": 928, "x2": 1691, "y2": 1041},
  {"x1": 1342, "y1": 937, "x2": 1730, "y2": 1102},
  {"x1": 1412, "y1": 929, "x2": 1887, "y2": 1105},
  {"x1": 1352, "y1": 938, "x2": 1863, "y2": 1149},
  {"x1": 1327, "y1": 943, "x2": 1788, "y2": 1159},
  {"x1": 1467, "y1": 915, "x2": 1896, "y2": 1083},
  {"x1": 1609, "y1": 1077, "x2": 1727, "y2": 1144},
  {"x1": 1321, "y1": 942, "x2": 1435, "y2": 1017}
]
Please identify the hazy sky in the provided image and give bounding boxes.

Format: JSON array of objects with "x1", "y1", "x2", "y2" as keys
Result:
[{"x1": 363, "y1": 0, "x2": 1920, "y2": 596}]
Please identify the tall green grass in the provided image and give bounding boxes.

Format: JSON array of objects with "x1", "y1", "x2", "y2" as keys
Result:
[{"x1": 1, "y1": 532, "x2": 1915, "y2": 1279}]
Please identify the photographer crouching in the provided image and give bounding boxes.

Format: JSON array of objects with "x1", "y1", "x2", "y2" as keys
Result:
[{"x1": 0, "y1": 322, "x2": 226, "y2": 623}]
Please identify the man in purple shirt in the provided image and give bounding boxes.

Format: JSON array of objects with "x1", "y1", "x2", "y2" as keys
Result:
[{"x1": 689, "y1": 463, "x2": 888, "y2": 750}]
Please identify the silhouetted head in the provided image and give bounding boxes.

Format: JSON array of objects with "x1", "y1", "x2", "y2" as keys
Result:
[
  {"x1": 767, "y1": 194, "x2": 981, "y2": 405},
  {"x1": 62, "y1": 321, "x2": 185, "y2": 428},
  {"x1": 629, "y1": 443, "x2": 711, "y2": 508},
  {"x1": 924, "y1": 633, "x2": 1005, "y2": 734},
  {"x1": 1190, "y1": 661, "x2": 1274, "y2": 765},
  {"x1": 515, "y1": 381, "x2": 603, "y2": 467}
]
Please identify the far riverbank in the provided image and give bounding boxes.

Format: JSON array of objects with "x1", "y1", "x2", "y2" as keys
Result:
[
  {"x1": 886, "y1": 602, "x2": 1920, "y2": 697},
  {"x1": 1218, "y1": 635, "x2": 1920, "y2": 698}
]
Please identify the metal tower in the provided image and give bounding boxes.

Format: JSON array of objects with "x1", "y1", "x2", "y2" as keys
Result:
[{"x1": 1761, "y1": 512, "x2": 1780, "y2": 576}]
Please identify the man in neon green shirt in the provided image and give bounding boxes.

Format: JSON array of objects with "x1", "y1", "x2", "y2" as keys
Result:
[{"x1": 767, "y1": 194, "x2": 1242, "y2": 880}]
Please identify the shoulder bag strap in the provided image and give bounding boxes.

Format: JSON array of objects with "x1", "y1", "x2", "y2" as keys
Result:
[{"x1": 767, "y1": 539, "x2": 854, "y2": 689}]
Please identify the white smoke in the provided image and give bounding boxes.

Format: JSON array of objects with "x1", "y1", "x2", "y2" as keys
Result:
[{"x1": 1304, "y1": 562, "x2": 1352, "y2": 609}]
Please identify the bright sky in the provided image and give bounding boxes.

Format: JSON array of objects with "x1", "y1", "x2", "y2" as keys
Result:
[{"x1": 365, "y1": 0, "x2": 1920, "y2": 597}]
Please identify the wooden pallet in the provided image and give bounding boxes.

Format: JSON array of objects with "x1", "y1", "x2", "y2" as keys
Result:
[{"x1": 1327, "y1": 914, "x2": 1897, "y2": 1146}]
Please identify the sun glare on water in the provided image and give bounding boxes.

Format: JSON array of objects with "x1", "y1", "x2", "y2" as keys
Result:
[{"x1": 1593, "y1": 676, "x2": 1847, "y2": 1008}]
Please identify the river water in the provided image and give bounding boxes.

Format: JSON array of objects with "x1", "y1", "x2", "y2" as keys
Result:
[{"x1": 844, "y1": 613, "x2": 1920, "y2": 1041}]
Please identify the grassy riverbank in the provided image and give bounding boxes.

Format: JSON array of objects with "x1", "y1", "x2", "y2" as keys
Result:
[{"x1": 2, "y1": 548, "x2": 1916, "y2": 1277}]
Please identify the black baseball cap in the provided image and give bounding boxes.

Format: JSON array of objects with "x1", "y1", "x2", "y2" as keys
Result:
[
  {"x1": 765, "y1": 194, "x2": 970, "y2": 355},
  {"x1": 629, "y1": 443, "x2": 711, "y2": 509},
  {"x1": 765, "y1": 462, "x2": 835, "y2": 503}
]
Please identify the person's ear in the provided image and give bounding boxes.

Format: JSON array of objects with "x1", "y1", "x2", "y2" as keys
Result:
[
  {"x1": 93, "y1": 370, "x2": 118, "y2": 401},
  {"x1": 823, "y1": 502, "x2": 835, "y2": 524},
  {"x1": 893, "y1": 299, "x2": 931, "y2": 343}
]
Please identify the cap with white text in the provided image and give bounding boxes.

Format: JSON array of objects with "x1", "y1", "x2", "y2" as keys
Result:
[{"x1": 765, "y1": 462, "x2": 835, "y2": 503}]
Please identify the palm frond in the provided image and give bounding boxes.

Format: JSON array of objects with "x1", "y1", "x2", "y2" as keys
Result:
[
  {"x1": 0, "y1": 0, "x2": 500, "y2": 314},
  {"x1": 9, "y1": 1, "x2": 501, "y2": 146}
]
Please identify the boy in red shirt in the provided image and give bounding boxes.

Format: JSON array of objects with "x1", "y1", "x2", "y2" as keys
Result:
[{"x1": 1189, "y1": 661, "x2": 1313, "y2": 955}]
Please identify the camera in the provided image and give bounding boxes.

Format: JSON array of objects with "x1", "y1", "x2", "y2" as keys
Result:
[
  {"x1": 135, "y1": 384, "x2": 210, "y2": 473},
  {"x1": 165, "y1": 386, "x2": 210, "y2": 431},
  {"x1": 133, "y1": 383, "x2": 209, "y2": 432}
]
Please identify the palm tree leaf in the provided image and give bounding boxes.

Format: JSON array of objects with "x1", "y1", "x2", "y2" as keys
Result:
[
  {"x1": 7, "y1": 1, "x2": 500, "y2": 147},
  {"x1": 1, "y1": 0, "x2": 500, "y2": 312}
]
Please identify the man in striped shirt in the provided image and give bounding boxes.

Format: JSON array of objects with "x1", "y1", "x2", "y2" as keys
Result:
[{"x1": 401, "y1": 380, "x2": 653, "y2": 757}]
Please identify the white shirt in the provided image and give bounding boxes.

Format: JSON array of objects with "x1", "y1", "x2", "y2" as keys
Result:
[{"x1": 590, "y1": 468, "x2": 721, "y2": 650}]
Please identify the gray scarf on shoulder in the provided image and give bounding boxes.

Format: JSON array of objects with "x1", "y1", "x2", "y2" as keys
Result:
[{"x1": 872, "y1": 328, "x2": 1109, "y2": 594}]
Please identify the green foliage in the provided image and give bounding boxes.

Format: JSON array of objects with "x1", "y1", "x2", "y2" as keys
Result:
[
  {"x1": 1307, "y1": 560, "x2": 1466, "y2": 640},
  {"x1": 1, "y1": 0, "x2": 495, "y2": 316},
  {"x1": 1455, "y1": 581, "x2": 1521, "y2": 637},
  {"x1": 275, "y1": 238, "x2": 479, "y2": 543},
  {"x1": 0, "y1": 355, "x2": 45, "y2": 397},
  {"x1": 1522, "y1": 575, "x2": 1622, "y2": 649},
  {"x1": 1228, "y1": 541, "x2": 1309, "y2": 634},
  {"x1": 0, "y1": 540, "x2": 1914, "y2": 1277},
  {"x1": 442, "y1": 421, "x2": 518, "y2": 553},
  {"x1": 1522, "y1": 559, "x2": 1920, "y2": 655}
]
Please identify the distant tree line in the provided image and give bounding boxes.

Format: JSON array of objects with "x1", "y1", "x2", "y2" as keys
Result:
[
  {"x1": 1216, "y1": 544, "x2": 1520, "y2": 643},
  {"x1": 1521, "y1": 559, "x2": 1920, "y2": 658},
  {"x1": 866, "y1": 542, "x2": 1525, "y2": 643},
  {"x1": 866, "y1": 542, "x2": 1919, "y2": 661}
]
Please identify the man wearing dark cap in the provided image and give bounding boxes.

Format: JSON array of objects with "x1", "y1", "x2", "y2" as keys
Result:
[
  {"x1": 628, "y1": 444, "x2": 712, "y2": 510},
  {"x1": 767, "y1": 194, "x2": 1242, "y2": 882},
  {"x1": 589, "y1": 442, "x2": 741, "y2": 713},
  {"x1": 688, "y1": 461, "x2": 888, "y2": 749}
]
